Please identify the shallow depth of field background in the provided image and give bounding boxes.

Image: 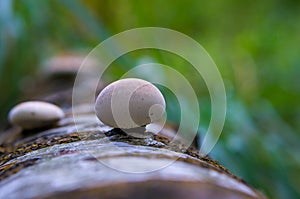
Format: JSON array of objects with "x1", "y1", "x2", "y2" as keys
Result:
[{"x1": 0, "y1": 1, "x2": 300, "y2": 198}]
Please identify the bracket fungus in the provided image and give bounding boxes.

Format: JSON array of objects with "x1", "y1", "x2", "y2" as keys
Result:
[
  {"x1": 8, "y1": 101, "x2": 65, "y2": 130},
  {"x1": 95, "y1": 78, "x2": 166, "y2": 129}
]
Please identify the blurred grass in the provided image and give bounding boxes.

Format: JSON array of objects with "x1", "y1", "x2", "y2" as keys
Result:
[{"x1": 0, "y1": 0, "x2": 300, "y2": 198}]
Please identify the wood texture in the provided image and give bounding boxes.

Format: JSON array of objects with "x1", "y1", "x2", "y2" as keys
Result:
[{"x1": 0, "y1": 69, "x2": 266, "y2": 199}]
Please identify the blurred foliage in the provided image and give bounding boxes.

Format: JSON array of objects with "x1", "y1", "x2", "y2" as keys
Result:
[{"x1": 0, "y1": 0, "x2": 300, "y2": 198}]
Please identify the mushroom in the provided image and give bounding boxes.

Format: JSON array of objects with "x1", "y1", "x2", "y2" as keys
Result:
[
  {"x1": 8, "y1": 101, "x2": 65, "y2": 129},
  {"x1": 42, "y1": 52, "x2": 98, "y2": 77},
  {"x1": 95, "y1": 78, "x2": 166, "y2": 129}
]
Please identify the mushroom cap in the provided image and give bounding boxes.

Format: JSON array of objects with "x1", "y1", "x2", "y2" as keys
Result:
[
  {"x1": 95, "y1": 78, "x2": 166, "y2": 129},
  {"x1": 43, "y1": 53, "x2": 98, "y2": 76},
  {"x1": 8, "y1": 101, "x2": 65, "y2": 129}
]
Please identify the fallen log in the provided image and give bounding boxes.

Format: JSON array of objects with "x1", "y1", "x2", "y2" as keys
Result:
[{"x1": 0, "y1": 55, "x2": 266, "y2": 199}]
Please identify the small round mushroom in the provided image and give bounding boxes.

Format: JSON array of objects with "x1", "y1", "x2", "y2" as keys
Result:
[
  {"x1": 95, "y1": 78, "x2": 166, "y2": 129},
  {"x1": 8, "y1": 101, "x2": 65, "y2": 129},
  {"x1": 42, "y1": 53, "x2": 98, "y2": 77}
]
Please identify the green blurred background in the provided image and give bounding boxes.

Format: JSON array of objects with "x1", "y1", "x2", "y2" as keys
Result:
[{"x1": 0, "y1": 0, "x2": 299, "y2": 198}]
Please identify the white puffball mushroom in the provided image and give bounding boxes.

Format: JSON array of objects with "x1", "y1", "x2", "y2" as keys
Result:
[
  {"x1": 95, "y1": 78, "x2": 166, "y2": 129},
  {"x1": 8, "y1": 101, "x2": 65, "y2": 129}
]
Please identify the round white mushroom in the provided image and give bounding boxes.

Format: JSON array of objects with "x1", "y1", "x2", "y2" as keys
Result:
[
  {"x1": 8, "y1": 101, "x2": 65, "y2": 129},
  {"x1": 95, "y1": 78, "x2": 166, "y2": 129}
]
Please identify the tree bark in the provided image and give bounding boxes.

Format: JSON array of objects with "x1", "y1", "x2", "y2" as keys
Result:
[{"x1": 0, "y1": 70, "x2": 266, "y2": 199}]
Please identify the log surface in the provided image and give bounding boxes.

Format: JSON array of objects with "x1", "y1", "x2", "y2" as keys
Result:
[
  {"x1": 0, "y1": 70, "x2": 266, "y2": 199},
  {"x1": 0, "y1": 104, "x2": 266, "y2": 199}
]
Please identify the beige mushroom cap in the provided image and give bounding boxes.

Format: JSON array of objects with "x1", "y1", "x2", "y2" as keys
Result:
[
  {"x1": 42, "y1": 53, "x2": 98, "y2": 76},
  {"x1": 95, "y1": 78, "x2": 166, "y2": 129},
  {"x1": 8, "y1": 101, "x2": 65, "y2": 129}
]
